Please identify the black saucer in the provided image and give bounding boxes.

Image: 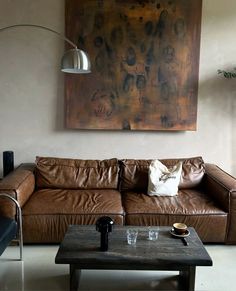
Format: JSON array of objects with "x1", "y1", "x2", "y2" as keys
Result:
[{"x1": 170, "y1": 228, "x2": 190, "y2": 238}]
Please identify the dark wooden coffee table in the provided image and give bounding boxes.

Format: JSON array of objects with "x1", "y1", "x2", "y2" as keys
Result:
[{"x1": 55, "y1": 225, "x2": 212, "y2": 291}]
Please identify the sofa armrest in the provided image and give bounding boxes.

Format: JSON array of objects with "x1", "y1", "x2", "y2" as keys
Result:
[
  {"x1": 0, "y1": 163, "x2": 35, "y2": 217},
  {"x1": 203, "y1": 163, "x2": 236, "y2": 243}
]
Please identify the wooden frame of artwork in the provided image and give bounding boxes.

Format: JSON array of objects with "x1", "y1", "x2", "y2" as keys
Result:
[{"x1": 65, "y1": 0, "x2": 202, "y2": 131}]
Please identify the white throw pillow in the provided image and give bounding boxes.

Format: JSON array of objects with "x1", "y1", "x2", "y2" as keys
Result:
[{"x1": 147, "y1": 160, "x2": 182, "y2": 196}]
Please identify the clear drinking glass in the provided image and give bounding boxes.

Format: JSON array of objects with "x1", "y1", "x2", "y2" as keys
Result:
[
  {"x1": 148, "y1": 227, "x2": 159, "y2": 241},
  {"x1": 126, "y1": 229, "x2": 138, "y2": 245}
]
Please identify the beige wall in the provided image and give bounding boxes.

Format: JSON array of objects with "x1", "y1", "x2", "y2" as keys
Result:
[{"x1": 0, "y1": 0, "x2": 235, "y2": 177}]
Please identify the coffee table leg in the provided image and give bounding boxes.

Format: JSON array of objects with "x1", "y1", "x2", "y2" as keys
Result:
[
  {"x1": 179, "y1": 266, "x2": 196, "y2": 291},
  {"x1": 70, "y1": 264, "x2": 81, "y2": 291}
]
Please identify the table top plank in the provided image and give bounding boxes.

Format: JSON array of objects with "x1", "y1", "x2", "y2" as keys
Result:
[{"x1": 55, "y1": 225, "x2": 212, "y2": 270}]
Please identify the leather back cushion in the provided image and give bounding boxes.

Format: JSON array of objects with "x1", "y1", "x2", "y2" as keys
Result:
[
  {"x1": 35, "y1": 157, "x2": 119, "y2": 189},
  {"x1": 119, "y1": 157, "x2": 205, "y2": 191}
]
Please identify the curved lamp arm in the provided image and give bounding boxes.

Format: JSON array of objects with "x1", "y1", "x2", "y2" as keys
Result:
[
  {"x1": 0, "y1": 24, "x2": 77, "y2": 49},
  {"x1": 0, "y1": 24, "x2": 91, "y2": 74}
]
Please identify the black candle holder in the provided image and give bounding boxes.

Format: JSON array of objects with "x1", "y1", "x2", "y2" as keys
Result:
[{"x1": 96, "y1": 216, "x2": 114, "y2": 251}]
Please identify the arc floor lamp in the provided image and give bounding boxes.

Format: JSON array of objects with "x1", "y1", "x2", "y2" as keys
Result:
[{"x1": 0, "y1": 24, "x2": 91, "y2": 74}]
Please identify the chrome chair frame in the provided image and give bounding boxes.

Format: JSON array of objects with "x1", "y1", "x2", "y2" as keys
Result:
[{"x1": 0, "y1": 193, "x2": 23, "y2": 260}]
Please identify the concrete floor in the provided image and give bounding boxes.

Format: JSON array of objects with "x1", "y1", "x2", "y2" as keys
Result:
[{"x1": 0, "y1": 244, "x2": 236, "y2": 291}]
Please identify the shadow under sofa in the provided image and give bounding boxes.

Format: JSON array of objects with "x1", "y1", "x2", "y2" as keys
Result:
[{"x1": 0, "y1": 156, "x2": 236, "y2": 244}]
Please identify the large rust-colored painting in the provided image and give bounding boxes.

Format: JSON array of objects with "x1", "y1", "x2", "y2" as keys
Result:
[{"x1": 65, "y1": 0, "x2": 202, "y2": 130}]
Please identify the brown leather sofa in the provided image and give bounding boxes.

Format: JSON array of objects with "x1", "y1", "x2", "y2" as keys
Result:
[{"x1": 0, "y1": 156, "x2": 236, "y2": 244}]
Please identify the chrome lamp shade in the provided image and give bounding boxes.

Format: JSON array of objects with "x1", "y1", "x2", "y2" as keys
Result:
[
  {"x1": 0, "y1": 24, "x2": 91, "y2": 74},
  {"x1": 61, "y1": 48, "x2": 91, "y2": 74}
]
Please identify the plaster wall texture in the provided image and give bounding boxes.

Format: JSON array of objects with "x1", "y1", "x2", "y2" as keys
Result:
[{"x1": 0, "y1": 0, "x2": 235, "y2": 176}]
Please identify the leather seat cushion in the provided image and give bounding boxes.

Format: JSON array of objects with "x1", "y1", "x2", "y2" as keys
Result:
[
  {"x1": 123, "y1": 189, "x2": 227, "y2": 242},
  {"x1": 22, "y1": 189, "x2": 124, "y2": 243},
  {"x1": 23, "y1": 189, "x2": 124, "y2": 215},
  {"x1": 123, "y1": 189, "x2": 226, "y2": 215}
]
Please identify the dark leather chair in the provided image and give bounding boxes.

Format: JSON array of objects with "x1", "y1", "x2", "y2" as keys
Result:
[{"x1": 0, "y1": 193, "x2": 23, "y2": 260}]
